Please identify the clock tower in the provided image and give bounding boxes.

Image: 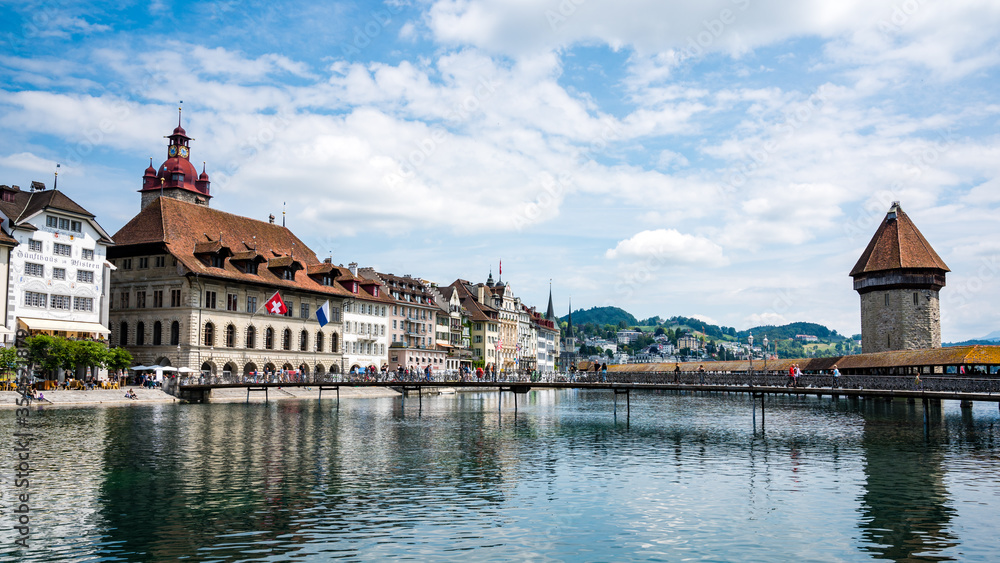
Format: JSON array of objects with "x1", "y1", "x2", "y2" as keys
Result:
[{"x1": 140, "y1": 108, "x2": 213, "y2": 209}]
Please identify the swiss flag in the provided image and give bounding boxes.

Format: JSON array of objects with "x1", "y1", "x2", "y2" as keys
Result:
[{"x1": 265, "y1": 291, "x2": 287, "y2": 315}]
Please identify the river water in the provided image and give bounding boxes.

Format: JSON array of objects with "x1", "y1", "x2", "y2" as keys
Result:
[{"x1": 1, "y1": 389, "x2": 999, "y2": 561}]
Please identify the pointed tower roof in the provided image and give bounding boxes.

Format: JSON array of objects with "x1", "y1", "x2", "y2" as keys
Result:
[
  {"x1": 566, "y1": 298, "x2": 573, "y2": 337},
  {"x1": 545, "y1": 282, "x2": 555, "y2": 321},
  {"x1": 850, "y1": 202, "x2": 950, "y2": 277}
]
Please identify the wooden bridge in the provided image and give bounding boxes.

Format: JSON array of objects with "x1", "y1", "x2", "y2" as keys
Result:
[{"x1": 172, "y1": 371, "x2": 1000, "y2": 416}]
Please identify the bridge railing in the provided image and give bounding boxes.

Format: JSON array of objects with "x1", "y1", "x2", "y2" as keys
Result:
[
  {"x1": 176, "y1": 370, "x2": 1000, "y2": 395},
  {"x1": 591, "y1": 371, "x2": 1000, "y2": 394}
]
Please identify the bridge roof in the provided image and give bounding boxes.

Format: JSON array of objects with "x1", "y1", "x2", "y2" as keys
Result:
[{"x1": 604, "y1": 345, "x2": 1000, "y2": 373}]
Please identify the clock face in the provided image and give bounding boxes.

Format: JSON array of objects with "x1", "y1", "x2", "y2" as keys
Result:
[
  {"x1": 169, "y1": 145, "x2": 177, "y2": 157},
  {"x1": 179, "y1": 147, "x2": 189, "y2": 158}
]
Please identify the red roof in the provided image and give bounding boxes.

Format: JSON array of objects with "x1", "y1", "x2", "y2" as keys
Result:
[
  {"x1": 850, "y1": 203, "x2": 949, "y2": 277},
  {"x1": 111, "y1": 197, "x2": 362, "y2": 298}
]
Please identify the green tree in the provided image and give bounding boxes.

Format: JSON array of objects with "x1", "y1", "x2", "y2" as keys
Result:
[
  {"x1": 0, "y1": 346, "x2": 23, "y2": 378},
  {"x1": 71, "y1": 340, "x2": 109, "y2": 377},
  {"x1": 654, "y1": 327, "x2": 666, "y2": 336},
  {"x1": 26, "y1": 334, "x2": 65, "y2": 378},
  {"x1": 107, "y1": 347, "x2": 133, "y2": 373},
  {"x1": 605, "y1": 349, "x2": 613, "y2": 359}
]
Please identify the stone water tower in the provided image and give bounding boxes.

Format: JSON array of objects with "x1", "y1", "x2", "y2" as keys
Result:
[{"x1": 850, "y1": 202, "x2": 949, "y2": 353}]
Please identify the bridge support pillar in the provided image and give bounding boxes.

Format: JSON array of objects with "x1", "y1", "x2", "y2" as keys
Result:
[
  {"x1": 960, "y1": 400, "x2": 973, "y2": 409},
  {"x1": 613, "y1": 388, "x2": 630, "y2": 427}
]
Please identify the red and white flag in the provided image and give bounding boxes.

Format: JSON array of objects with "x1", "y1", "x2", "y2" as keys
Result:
[{"x1": 264, "y1": 291, "x2": 287, "y2": 315}]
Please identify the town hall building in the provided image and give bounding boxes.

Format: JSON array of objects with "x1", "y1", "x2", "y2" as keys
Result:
[{"x1": 109, "y1": 114, "x2": 358, "y2": 378}]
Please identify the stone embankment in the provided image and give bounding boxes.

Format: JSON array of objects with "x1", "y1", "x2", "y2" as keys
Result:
[
  {"x1": 0, "y1": 387, "x2": 178, "y2": 408},
  {"x1": 0, "y1": 385, "x2": 400, "y2": 408}
]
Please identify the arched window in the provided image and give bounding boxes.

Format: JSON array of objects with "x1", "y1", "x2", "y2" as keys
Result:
[
  {"x1": 136, "y1": 322, "x2": 145, "y2": 346},
  {"x1": 204, "y1": 322, "x2": 215, "y2": 347},
  {"x1": 226, "y1": 324, "x2": 236, "y2": 348},
  {"x1": 119, "y1": 321, "x2": 128, "y2": 347},
  {"x1": 152, "y1": 321, "x2": 162, "y2": 346},
  {"x1": 265, "y1": 327, "x2": 274, "y2": 349},
  {"x1": 300, "y1": 330, "x2": 308, "y2": 351},
  {"x1": 282, "y1": 328, "x2": 291, "y2": 350},
  {"x1": 316, "y1": 332, "x2": 324, "y2": 352},
  {"x1": 246, "y1": 326, "x2": 256, "y2": 349},
  {"x1": 170, "y1": 321, "x2": 180, "y2": 346},
  {"x1": 332, "y1": 333, "x2": 338, "y2": 353}
]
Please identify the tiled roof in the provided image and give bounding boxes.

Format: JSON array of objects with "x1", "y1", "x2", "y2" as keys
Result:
[
  {"x1": 607, "y1": 345, "x2": 1000, "y2": 373},
  {"x1": 266, "y1": 255, "x2": 302, "y2": 270},
  {"x1": 0, "y1": 186, "x2": 111, "y2": 243},
  {"x1": 0, "y1": 225, "x2": 17, "y2": 247},
  {"x1": 851, "y1": 203, "x2": 950, "y2": 277},
  {"x1": 193, "y1": 240, "x2": 227, "y2": 255},
  {"x1": 361, "y1": 269, "x2": 437, "y2": 307},
  {"x1": 449, "y1": 279, "x2": 498, "y2": 321},
  {"x1": 111, "y1": 197, "x2": 354, "y2": 298},
  {"x1": 231, "y1": 250, "x2": 265, "y2": 262}
]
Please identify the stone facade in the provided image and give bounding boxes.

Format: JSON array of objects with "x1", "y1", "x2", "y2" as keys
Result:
[
  {"x1": 851, "y1": 202, "x2": 949, "y2": 353},
  {"x1": 110, "y1": 259, "x2": 346, "y2": 376},
  {"x1": 860, "y1": 288, "x2": 941, "y2": 353},
  {"x1": 140, "y1": 188, "x2": 206, "y2": 211}
]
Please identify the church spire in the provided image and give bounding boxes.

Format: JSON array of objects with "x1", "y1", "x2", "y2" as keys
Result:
[
  {"x1": 545, "y1": 280, "x2": 555, "y2": 320},
  {"x1": 566, "y1": 298, "x2": 573, "y2": 338}
]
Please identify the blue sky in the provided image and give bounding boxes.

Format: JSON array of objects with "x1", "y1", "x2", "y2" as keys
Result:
[{"x1": 2, "y1": 0, "x2": 999, "y2": 340}]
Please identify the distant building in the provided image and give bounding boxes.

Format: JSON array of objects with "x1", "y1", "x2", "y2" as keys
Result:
[
  {"x1": 449, "y1": 278, "x2": 501, "y2": 371},
  {"x1": 616, "y1": 330, "x2": 643, "y2": 344},
  {"x1": 677, "y1": 335, "x2": 701, "y2": 351},
  {"x1": 795, "y1": 334, "x2": 819, "y2": 342},
  {"x1": 361, "y1": 270, "x2": 446, "y2": 374},
  {"x1": 851, "y1": 202, "x2": 949, "y2": 353}
]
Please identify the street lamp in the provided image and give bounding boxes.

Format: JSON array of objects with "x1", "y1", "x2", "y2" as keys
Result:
[
  {"x1": 762, "y1": 334, "x2": 769, "y2": 374},
  {"x1": 747, "y1": 332, "x2": 754, "y2": 387}
]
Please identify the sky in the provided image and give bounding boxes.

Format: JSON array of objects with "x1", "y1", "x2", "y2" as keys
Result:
[{"x1": 1, "y1": 0, "x2": 999, "y2": 341}]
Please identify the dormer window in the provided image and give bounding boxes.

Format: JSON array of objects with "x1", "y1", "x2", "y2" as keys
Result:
[
  {"x1": 283, "y1": 269, "x2": 294, "y2": 280},
  {"x1": 172, "y1": 173, "x2": 184, "y2": 182},
  {"x1": 351, "y1": 282, "x2": 358, "y2": 294},
  {"x1": 245, "y1": 262, "x2": 259, "y2": 275},
  {"x1": 211, "y1": 255, "x2": 225, "y2": 268},
  {"x1": 321, "y1": 274, "x2": 333, "y2": 286}
]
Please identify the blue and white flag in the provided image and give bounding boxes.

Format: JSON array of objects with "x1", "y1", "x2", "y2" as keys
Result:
[{"x1": 316, "y1": 300, "x2": 332, "y2": 327}]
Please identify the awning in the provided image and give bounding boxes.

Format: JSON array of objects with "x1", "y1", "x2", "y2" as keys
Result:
[{"x1": 18, "y1": 317, "x2": 111, "y2": 335}]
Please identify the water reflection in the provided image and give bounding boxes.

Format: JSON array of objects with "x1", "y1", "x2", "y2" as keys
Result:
[
  {"x1": 856, "y1": 399, "x2": 956, "y2": 560},
  {"x1": 0, "y1": 391, "x2": 998, "y2": 561}
]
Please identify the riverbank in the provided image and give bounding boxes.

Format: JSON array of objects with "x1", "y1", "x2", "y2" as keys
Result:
[{"x1": 0, "y1": 385, "x2": 401, "y2": 408}]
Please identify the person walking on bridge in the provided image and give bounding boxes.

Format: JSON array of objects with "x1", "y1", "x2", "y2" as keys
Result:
[{"x1": 832, "y1": 365, "x2": 841, "y2": 388}]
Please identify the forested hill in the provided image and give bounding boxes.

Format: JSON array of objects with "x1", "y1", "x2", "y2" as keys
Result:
[
  {"x1": 560, "y1": 306, "x2": 637, "y2": 327},
  {"x1": 737, "y1": 322, "x2": 844, "y2": 341}
]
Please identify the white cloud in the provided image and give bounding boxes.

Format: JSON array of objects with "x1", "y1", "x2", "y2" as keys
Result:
[
  {"x1": 0, "y1": 152, "x2": 58, "y2": 174},
  {"x1": 605, "y1": 229, "x2": 728, "y2": 266},
  {"x1": 745, "y1": 312, "x2": 789, "y2": 327}
]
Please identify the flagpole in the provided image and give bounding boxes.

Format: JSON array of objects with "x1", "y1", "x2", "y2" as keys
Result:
[{"x1": 250, "y1": 290, "x2": 280, "y2": 321}]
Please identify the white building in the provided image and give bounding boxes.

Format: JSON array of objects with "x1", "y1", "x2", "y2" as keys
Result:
[
  {"x1": 1, "y1": 182, "x2": 113, "y2": 346},
  {"x1": 340, "y1": 265, "x2": 392, "y2": 372}
]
